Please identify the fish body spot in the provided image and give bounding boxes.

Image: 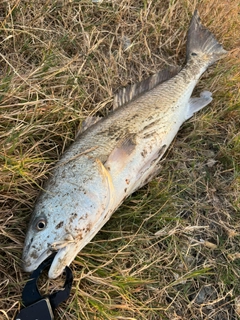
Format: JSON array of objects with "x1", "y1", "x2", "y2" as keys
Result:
[
  {"x1": 76, "y1": 233, "x2": 83, "y2": 240},
  {"x1": 56, "y1": 221, "x2": 64, "y2": 229},
  {"x1": 141, "y1": 149, "x2": 147, "y2": 157},
  {"x1": 85, "y1": 223, "x2": 92, "y2": 233},
  {"x1": 78, "y1": 213, "x2": 89, "y2": 222},
  {"x1": 71, "y1": 212, "x2": 78, "y2": 218},
  {"x1": 30, "y1": 251, "x2": 39, "y2": 260},
  {"x1": 69, "y1": 213, "x2": 78, "y2": 223}
]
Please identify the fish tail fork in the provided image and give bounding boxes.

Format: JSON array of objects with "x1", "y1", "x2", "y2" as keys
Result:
[{"x1": 186, "y1": 10, "x2": 227, "y2": 66}]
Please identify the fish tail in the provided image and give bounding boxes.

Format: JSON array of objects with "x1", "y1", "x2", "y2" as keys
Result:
[{"x1": 186, "y1": 10, "x2": 227, "y2": 66}]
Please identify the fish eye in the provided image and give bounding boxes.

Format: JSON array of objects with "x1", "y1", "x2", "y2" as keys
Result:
[{"x1": 36, "y1": 219, "x2": 46, "y2": 231}]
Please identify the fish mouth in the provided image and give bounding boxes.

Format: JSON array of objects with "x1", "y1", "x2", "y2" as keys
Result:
[
  {"x1": 22, "y1": 235, "x2": 76, "y2": 278},
  {"x1": 23, "y1": 244, "x2": 75, "y2": 279}
]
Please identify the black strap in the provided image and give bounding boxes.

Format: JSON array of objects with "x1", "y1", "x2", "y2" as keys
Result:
[
  {"x1": 22, "y1": 254, "x2": 73, "y2": 311},
  {"x1": 48, "y1": 266, "x2": 73, "y2": 310}
]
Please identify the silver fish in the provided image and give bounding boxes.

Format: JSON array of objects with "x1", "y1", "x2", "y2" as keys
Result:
[{"x1": 22, "y1": 11, "x2": 227, "y2": 278}]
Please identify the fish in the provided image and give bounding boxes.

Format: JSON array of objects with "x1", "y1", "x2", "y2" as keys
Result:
[{"x1": 22, "y1": 11, "x2": 227, "y2": 279}]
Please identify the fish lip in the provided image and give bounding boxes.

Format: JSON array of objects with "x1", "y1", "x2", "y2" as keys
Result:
[
  {"x1": 22, "y1": 246, "x2": 69, "y2": 277},
  {"x1": 46, "y1": 234, "x2": 77, "y2": 278},
  {"x1": 48, "y1": 242, "x2": 78, "y2": 279},
  {"x1": 22, "y1": 248, "x2": 53, "y2": 272},
  {"x1": 48, "y1": 248, "x2": 67, "y2": 279}
]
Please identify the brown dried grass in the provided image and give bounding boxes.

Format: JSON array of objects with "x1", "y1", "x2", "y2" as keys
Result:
[{"x1": 0, "y1": 0, "x2": 239, "y2": 319}]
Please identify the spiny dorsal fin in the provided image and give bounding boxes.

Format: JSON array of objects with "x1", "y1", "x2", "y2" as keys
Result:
[
  {"x1": 113, "y1": 66, "x2": 181, "y2": 109},
  {"x1": 76, "y1": 116, "x2": 102, "y2": 138}
]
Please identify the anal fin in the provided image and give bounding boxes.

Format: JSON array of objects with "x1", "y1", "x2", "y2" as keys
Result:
[{"x1": 186, "y1": 91, "x2": 212, "y2": 120}]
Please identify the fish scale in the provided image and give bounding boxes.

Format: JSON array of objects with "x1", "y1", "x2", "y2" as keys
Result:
[{"x1": 22, "y1": 11, "x2": 227, "y2": 279}]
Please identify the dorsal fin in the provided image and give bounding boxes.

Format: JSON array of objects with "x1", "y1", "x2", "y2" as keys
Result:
[
  {"x1": 113, "y1": 66, "x2": 181, "y2": 109},
  {"x1": 76, "y1": 116, "x2": 102, "y2": 138}
]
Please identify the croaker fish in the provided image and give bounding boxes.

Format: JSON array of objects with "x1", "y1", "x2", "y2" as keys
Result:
[{"x1": 22, "y1": 11, "x2": 227, "y2": 278}]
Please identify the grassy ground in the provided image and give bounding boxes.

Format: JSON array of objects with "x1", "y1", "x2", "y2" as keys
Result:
[{"x1": 0, "y1": 0, "x2": 239, "y2": 319}]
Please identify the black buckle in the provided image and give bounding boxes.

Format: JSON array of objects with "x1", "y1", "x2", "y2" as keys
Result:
[{"x1": 15, "y1": 255, "x2": 73, "y2": 320}]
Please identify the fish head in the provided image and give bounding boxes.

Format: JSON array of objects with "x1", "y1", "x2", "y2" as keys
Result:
[
  {"x1": 21, "y1": 179, "x2": 98, "y2": 279},
  {"x1": 22, "y1": 189, "x2": 112, "y2": 279},
  {"x1": 22, "y1": 155, "x2": 115, "y2": 278},
  {"x1": 22, "y1": 207, "x2": 81, "y2": 278}
]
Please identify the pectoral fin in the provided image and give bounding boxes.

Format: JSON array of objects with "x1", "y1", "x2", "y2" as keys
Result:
[{"x1": 105, "y1": 134, "x2": 136, "y2": 174}]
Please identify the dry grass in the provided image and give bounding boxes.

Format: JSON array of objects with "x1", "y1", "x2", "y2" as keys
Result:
[{"x1": 0, "y1": 0, "x2": 239, "y2": 319}]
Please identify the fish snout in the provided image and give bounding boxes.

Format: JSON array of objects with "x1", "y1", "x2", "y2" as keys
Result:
[
  {"x1": 22, "y1": 244, "x2": 52, "y2": 273},
  {"x1": 22, "y1": 251, "x2": 39, "y2": 272},
  {"x1": 22, "y1": 259, "x2": 34, "y2": 272}
]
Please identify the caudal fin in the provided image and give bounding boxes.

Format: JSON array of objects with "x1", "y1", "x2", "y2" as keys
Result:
[{"x1": 186, "y1": 10, "x2": 227, "y2": 65}]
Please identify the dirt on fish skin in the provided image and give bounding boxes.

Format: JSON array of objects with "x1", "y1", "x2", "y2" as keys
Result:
[
  {"x1": 1, "y1": 1, "x2": 239, "y2": 319},
  {"x1": 22, "y1": 11, "x2": 227, "y2": 279}
]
